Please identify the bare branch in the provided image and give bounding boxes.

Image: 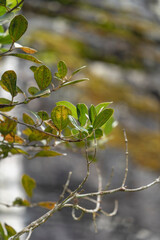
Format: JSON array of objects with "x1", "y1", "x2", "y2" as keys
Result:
[
  {"x1": 57, "y1": 171, "x2": 72, "y2": 204},
  {"x1": 100, "y1": 200, "x2": 118, "y2": 217},
  {"x1": 122, "y1": 129, "x2": 129, "y2": 187}
]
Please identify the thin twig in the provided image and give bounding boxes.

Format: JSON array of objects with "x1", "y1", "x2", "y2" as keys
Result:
[
  {"x1": 57, "y1": 172, "x2": 72, "y2": 204},
  {"x1": 100, "y1": 200, "x2": 118, "y2": 217},
  {"x1": 122, "y1": 129, "x2": 129, "y2": 187},
  {"x1": 7, "y1": 0, "x2": 24, "y2": 13},
  {"x1": 25, "y1": 229, "x2": 32, "y2": 240}
]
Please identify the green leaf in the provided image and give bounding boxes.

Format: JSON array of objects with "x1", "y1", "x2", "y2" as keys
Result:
[
  {"x1": 23, "y1": 113, "x2": 35, "y2": 125},
  {"x1": 28, "y1": 89, "x2": 50, "y2": 99},
  {"x1": 34, "y1": 150, "x2": 63, "y2": 158},
  {"x1": 57, "y1": 60, "x2": 67, "y2": 78},
  {"x1": 0, "y1": 6, "x2": 6, "y2": 16},
  {"x1": 61, "y1": 78, "x2": 89, "y2": 87},
  {"x1": 37, "y1": 111, "x2": 49, "y2": 121},
  {"x1": 76, "y1": 103, "x2": 88, "y2": 126},
  {"x1": 0, "y1": 98, "x2": 15, "y2": 112},
  {"x1": 0, "y1": 31, "x2": 12, "y2": 44},
  {"x1": 21, "y1": 174, "x2": 36, "y2": 198},
  {"x1": 7, "y1": 53, "x2": 42, "y2": 64},
  {"x1": 34, "y1": 65, "x2": 52, "y2": 90},
  {"x1": 89, "y1": 104, "x2": 97, "y2": 125},
  {"x1": 1, "y1": 70, "x2": 17, "y2": 97},
  {"x1": 0, "y1": 223, "x2": 5, "y2": 240},
  {"x1": 13, "y1": 197, "x2": 30, "y2": 207},
  {"x1": 28, "y1": 129, "x2": 49, "y2": 142},
  {"x1": 103, "y1": 116, "x2": 115, "y2": 135},
  {"x1": 51, "y1": 106, "x2": 71, "y2": 131},
  {"x1": 9, "y1": 14, "x2": 28, "y2": 42},
  {"x1": 71, "y1": 66, "x2": 86, "y2": 76},
  {"x1": 56, "y1": 101, "x2": 77, "y2": 119},
  {"x1": 30, "y1": 66, "x2": 38, "y2": 73},
  {"x1": 95, "y1": 102, "x2": 113, "y2": 114},
  {"x1": 68, "y1": 115, "x2": 88, "y2": 133},
  {"x1": 5, "y1": 224, "x2": 18, "y2": 239},
  {"x1": 0, "y1": 117, "x2": 17, "y2": 136},
  {"x1": 93, "y1": 109, "x2": 114, "y2": 129},
  {"x1": 28, "y1": 86, "x2": 39, "y2": 95},
  {"x1": 16, "y1": 86, "x2": 23, "y2": 94},
  {"x1": 0, "y1": 0, "x2": 6, "y2": 6}
]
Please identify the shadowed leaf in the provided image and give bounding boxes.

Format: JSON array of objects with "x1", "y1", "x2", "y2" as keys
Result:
[{"x1": 1, "y1": 70, "x2": 17, "y2": 97}]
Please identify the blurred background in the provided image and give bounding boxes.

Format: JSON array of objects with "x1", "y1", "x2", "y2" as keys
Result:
[{"x1": 0, "y1": 0, "x2": 160, "y2": 240}]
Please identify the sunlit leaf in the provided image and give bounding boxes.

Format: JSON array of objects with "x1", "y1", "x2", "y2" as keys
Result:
[
  {"x1": 0, "y1": 6, "x2": 6, "y2": 16},
  {"x1": 9, "y1": 14, "x2": 28, "y2": 42},
  {"x1": 28, "y1": 129, "x2": 49, "y2": 142},
  {"x1": 76, "y1": 103, "x2": 88, "y2": 126},
  {"x1": 93, "y1": 109, "x2": 114, "y2": 129},
  {"x1": 61, "y1": 78, "x2": 89, "y2": 87},
  {"x1": 51, "y1": 106, "x2": 71, "y2": 131},
  {"x1": 1, "y1": 70, "x2": 17, "y2": 97},
  {"x1": 34, "y1": 150, "x2": 63, "y2": 158},
  {"x1": 34, "y1": 65, "x2": 52, "y2": 90},
  {"x1": 38, "y1": 201, "x2": 56, "y2": 209},
  {"x1": 0, "y1": 98, "x2": 15, "y2": 112},
  {"x1": 23, "y1": 113, "x2": 35, "y2": 125},
  {"x1": 95, "y1": 102, "x2": 113, "y2": 114},
  {"x1": 89, "y1": 104, "x2": 97, "y2": 125},
  {"x1": 21, "y1": 174, "x2": 36, "y2": 198},
  {"x1": 57, "y1": 60, "x2": 67, "y2": 78},
  {"x1": 21, "y1": 47, "x2": 37, "y2": 54},
  {"x1": 56, "y1": 101, "x2": 77, "y2": 119},
  {"x1": 71, "y1": 66, "x2": 86, "y2": 77},
  {"x1": 7, "y1": 53, "x2": 42, "y2": 64},
  {"x1": 103, "y1": 116, "x2": 115, "y2": 135}
]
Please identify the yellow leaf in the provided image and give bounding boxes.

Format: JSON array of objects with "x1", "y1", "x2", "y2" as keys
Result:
[
  {"x1": 38, "y1": 201, "x2": 56, "y2": 209},
  {"x1": 21, "y1": 47, "x2": 37, "y2": 54}
]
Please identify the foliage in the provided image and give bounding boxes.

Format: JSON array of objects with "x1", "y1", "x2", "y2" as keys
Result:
[{"x1": 0, "y1": 1, "x2": 159, "y2": 240}]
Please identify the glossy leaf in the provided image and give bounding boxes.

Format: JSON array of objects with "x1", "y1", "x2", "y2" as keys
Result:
[
  {"x1": 23, "y1": 113, "x2": 35, "y2": 125},
  {"x1": 28, "y1": 86, "x2": 39, "y2": 95},
  {"x1": 28, "y1": 89, "x2": 50, "y2": 99},
  {"x1": 38, "y1": 201, "x2": 56, "y2": 209},
  {"x1": 0, "y1": 98, "x2": 15, "y2": 112},
  {"x1": 51, "y1": 106, "x2": 71, "y2": 131},
  {"x1": 95, "y1": 102, "x2": 113, "y2": 114},
  {"x1": 76, "y1": 103, "x2": 88, "y2": 126},
  {"x1": 34, "y1": 65, "x2": 52, "y2": 90},
  {"x1": 56, "y1": 101, "x2": 77, "y2": 119},
  {"x1": 21, "y1": 174, "x2": 36, "y2": 198},
  {"x1": 61, "y1": 78, "x2": 89, "y2": 87},
  {"x1": 34, "y1": 150, "x2": 63, "y2": 158},
  {"x1": 37, "y1": 111, "x2": 49, "y2": 121},
  {"x1": 68, "y1": 115, "x2": 88, "y2": 133},
  {"x1": 1, "y1": 70, "x2": 17, "y2": 97},
  {"x1": 89, "y1": 104, "x2": 97, "y2": 125},
  {"x1": 57, "y1": 60, "x2": 67, "y2": 78},
  {"x1": 93, "y1": 109, "x2": 114, "y2": 129},
  {"x1": 9, "y1": 14, "x2": 28, "y2": 42},
  {"x1": 7, "y1": 53, "x2": 42, "y2": 64},
  {"x1": 71, "y1": 66, "x2": 86, "y2": 76}
]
